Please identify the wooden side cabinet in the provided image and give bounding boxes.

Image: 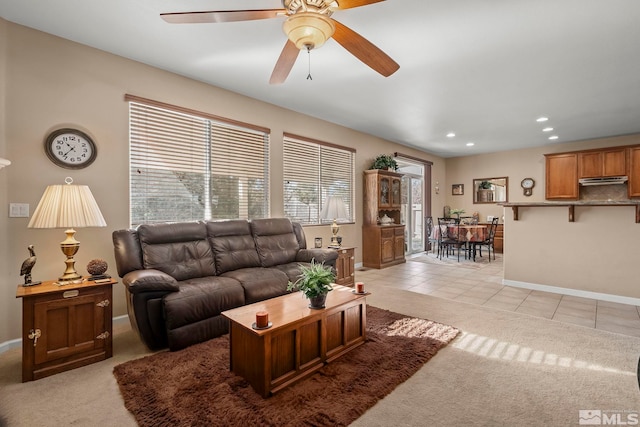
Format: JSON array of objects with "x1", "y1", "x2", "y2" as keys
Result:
[
  {"x1": 334, "y1": 246, "x2": 355, "y2": 287},
  {"x1": 16, "y1": 278, "x2": 115, "y2": 382}
]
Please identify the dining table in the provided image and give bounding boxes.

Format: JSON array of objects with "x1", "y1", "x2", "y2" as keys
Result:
[{"x1": 431, "y1": 223, "x2": 487, "y2": 261}]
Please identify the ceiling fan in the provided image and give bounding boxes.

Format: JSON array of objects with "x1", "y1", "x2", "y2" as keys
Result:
[{"x1": 161, "y1": 0, "x2": 400, "y2": 84}]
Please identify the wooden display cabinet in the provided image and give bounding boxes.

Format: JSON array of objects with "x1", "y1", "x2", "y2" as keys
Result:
[
  {"x1": 334, "y1": 246, "x2": 355, "y2": 287},
  {"x1": 362, "y1": 169, "x2": 406, "y2": 269},
  {"x1": 16, "y1": 278, "x2": 115, "y2": 382}
]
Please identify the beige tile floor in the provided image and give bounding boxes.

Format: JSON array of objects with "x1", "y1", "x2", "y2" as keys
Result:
[{"x1": 355, "y1": 251, "x2": 640, "y2": 337}]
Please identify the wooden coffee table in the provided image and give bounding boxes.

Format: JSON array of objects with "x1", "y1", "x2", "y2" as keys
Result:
[{"x1": 222, "y1": 284, "x2": 367, "y2": 397}]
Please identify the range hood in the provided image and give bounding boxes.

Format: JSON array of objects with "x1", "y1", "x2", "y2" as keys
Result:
[{"x1": 579, "y1": 176, "x2": 628, "y2": 186}]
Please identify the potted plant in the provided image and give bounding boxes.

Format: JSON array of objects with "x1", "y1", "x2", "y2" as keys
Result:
[
  {"x1": 450, "y1": 208, "x2": 465, "y2": 219},
  {"x1": 287, "y1": 260, "x2": 335, "y2": 309},
  {"x1": 370, "y1": 154, "x2": 398, "y2": 171}
]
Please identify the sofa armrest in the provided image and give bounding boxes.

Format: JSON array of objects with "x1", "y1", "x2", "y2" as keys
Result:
[
  {"x1": 123, "y1": 269, "x2": 179, "y2": 294},
  {"x1": 296, "y1": 249, "x2": 339, "y2": 265}
]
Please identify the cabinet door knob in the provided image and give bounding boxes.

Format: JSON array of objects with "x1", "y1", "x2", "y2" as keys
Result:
[{"x1": 28, "y1": 329, "x2": 41, "y2": 347}]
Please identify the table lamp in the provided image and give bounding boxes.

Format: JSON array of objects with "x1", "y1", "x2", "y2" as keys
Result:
[
  {"x1": 320, "y1": 196, "x2": 347, "y2": 247},
  {"x1": 27, "y1": 177, "x2": 106, "y2": 282}
]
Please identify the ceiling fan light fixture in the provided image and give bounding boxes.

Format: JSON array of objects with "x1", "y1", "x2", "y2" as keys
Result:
[{"x1": 283, "y1": 12, "x2": 336, "y2": 50}]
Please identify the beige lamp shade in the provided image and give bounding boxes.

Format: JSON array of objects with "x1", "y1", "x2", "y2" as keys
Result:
[
  {"x1": 28, "y1": 178, "x2": 106, "y2": 229},
  {"x1": 320, "y1": 196, "x2": 348, "y2": 221},
  {"x1": 28, "y1": 177, "x2": 106, "y2": 282},
  {"x1": 320, "y1": 196, "x2": 347, "y2": 247}
]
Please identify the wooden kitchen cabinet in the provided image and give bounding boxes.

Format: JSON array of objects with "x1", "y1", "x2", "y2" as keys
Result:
[
  {"x1": 578, "y1": 148, "x2": 626, "y2": 178},
  {"x1": 16, "y1": 278, "x2": 115, "y2": 382},
  {"x1": 545, "y1": 153, "x2": 579, "y2": 199},
  {"x1": 334, "y1": 246, "x2": 355, "y2": 287},
  {"x1": 628, "y1": 147, "x2": 640, "y2": 197}
]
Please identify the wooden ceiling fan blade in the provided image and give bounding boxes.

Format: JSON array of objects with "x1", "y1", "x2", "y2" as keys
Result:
[
  {"x1": 334, "y1": 0, "x2": 385, "y2": 10},
  {"x1": 161, "y1": 9, "x2": 286, "y2": 24},
  {"x1": 331, "y1": 19, "x2": 399, "y2": 77},
  {"x1": 270, "y1": 40, "x2": 300, "y2": 85}
]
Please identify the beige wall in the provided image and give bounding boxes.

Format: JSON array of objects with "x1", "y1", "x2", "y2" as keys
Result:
[
  {"x1": 446, "y1": 133, "x2": 640, "y2": 301},
  {"x1": 0, "y1": 21, "x2": 443, "y2": 345}
]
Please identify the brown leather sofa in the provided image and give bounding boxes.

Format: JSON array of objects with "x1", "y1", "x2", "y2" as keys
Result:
[{"x1": 112, "y1": 218, "x2": 338, "y2": 351}]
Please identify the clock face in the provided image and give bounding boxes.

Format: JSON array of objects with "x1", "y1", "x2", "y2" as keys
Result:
[
  {"x1": 521, "y1": 178, "x2": 535, "y2": 189},
  {"x1": 45, "y1": 128, "x2": 97, "y2": 169}
]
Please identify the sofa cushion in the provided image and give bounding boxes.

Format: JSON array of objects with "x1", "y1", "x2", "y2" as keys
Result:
[
  {"x1": 274, "y1": 262, "x2": 311, "y2": 284},
  {"x1": 206, "y1": 220, "x2": 261, "y2": 274},
  {"x1": 163, "y1": 276, "x2": 245, "y2": 331},
  {"x1": 221, "y1": 267, "x2": 290, "y2": 304},
  {"x1": 138, "y1": 222, "x2": 216, "y2": 281},
  {"x1": 250, "y1": 218, "x2": 300, "y2": 267}
]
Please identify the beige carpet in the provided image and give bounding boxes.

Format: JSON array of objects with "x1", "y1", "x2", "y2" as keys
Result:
[{"x1": 1, "y1": 283, "x2": 639, "y2": 426}]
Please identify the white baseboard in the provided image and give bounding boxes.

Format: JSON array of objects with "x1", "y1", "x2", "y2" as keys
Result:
[
  {"x1": 503, "y1": 279, "x2": 640, "y2": 306},
  {"x1": 0, "y1": 314, "x2": 131, "y2": 355}
]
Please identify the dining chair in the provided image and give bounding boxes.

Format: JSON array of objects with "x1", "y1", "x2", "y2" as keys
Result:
[
  {"x1": 437, "y1": 217, "x2": 464, "y2": 261},
  {"x1": 425, "y1": 216, "x2": 438, "y2": 255},
  {"x1": 475, "y1": 217, "x2": 499, "y2": 261}
]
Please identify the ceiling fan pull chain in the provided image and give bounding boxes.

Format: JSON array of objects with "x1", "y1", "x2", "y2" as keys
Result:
[{"x1": 306, "y1": 45, "x2": 313, "y2": 80}]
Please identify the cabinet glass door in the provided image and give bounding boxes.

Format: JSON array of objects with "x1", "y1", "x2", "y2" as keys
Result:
[{"x1": 379, "y1": 177, "x2": 390, "y2": 207}]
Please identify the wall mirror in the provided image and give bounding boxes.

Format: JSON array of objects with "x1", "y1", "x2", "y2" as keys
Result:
[{"x1": 473, "y1": 177, "x2": 508, "y2": 204}]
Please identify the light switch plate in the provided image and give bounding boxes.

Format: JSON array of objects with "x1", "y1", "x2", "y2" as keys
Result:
[{"x1": 9, "y1": 203, "x2": 29, "y2": 218}]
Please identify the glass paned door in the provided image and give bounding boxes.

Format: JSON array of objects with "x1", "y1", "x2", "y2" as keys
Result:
[{"x1": 397, "y1": 160, "x2": 424, "y2": 255}]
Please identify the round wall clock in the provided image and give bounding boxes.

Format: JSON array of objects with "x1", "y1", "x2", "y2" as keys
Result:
[
  {"x1": 44, "y1": 128, "x2": 97, "y2": 169},
  {"x1": 521, "y1": 177, "x2": 535, "y2": 196}
]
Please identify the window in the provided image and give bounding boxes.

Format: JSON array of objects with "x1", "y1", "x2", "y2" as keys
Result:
[
  {"x1": 127, "y1": 95, "x2": 270, "y2": 226},
  {"x1": 283, "y1": 133, "x2": 355, "y2": 225}
]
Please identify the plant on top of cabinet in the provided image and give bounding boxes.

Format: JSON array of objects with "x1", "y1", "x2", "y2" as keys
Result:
[{"x1": 370, "y1": 154, "x2": 398, "y2": 171}]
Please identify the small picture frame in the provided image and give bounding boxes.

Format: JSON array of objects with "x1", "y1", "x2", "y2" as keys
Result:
[
  {"x1": 452, "y1": 184, "x2": 464, "y2": 195},
  {"x1": 314, "y1": 237, "x2": 323, "y2": 248}
]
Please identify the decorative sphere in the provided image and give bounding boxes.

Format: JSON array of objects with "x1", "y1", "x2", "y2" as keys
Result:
[{"x1": 87, "y1": 259, "x2": 108, "y2": 275}]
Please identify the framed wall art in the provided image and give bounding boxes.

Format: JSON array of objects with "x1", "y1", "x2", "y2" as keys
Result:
[{"x1": 452, "y1": 184, "x2": 464, "y2": 195}]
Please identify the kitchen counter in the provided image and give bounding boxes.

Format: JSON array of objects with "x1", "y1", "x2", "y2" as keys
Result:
[{"x1": 501, "y1": 201, "x2": 640, "y2": 222}]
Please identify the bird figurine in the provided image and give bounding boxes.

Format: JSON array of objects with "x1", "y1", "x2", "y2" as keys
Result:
[{"x1": 20, "y1": 245, "x2": 41, "y2": 286}]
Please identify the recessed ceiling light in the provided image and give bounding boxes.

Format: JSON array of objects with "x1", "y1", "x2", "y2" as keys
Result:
[
  {"x1": 466, "y1": 142, "x2": 475, "y2": 147},
  {"x1": 536, "y1": 117, "x2": 549, "y2": 122},
  {"x1": 542, "y1": 127, "x2": 554, "y2": 132},
  {"x1": 446, "y1": 132, "x2": 456, "y2": 138},
  {"x1": 548, "y1": 135, "x2": 559, "y2": 140}
]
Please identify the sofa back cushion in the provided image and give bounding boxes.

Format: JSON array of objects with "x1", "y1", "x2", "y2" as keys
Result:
[
  {"x1": 250, "y1": 218, "x2": 300, "y2": 267},
  {"x1": 137, "y1": 222, "x2": 216, "y2": 281},
  {"x1": 206, "y1": 220, "x2": 261, "y2": 274}
]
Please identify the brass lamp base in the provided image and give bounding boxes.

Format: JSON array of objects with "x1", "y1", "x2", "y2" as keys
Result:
[
  {"x1": 59, "y1": 228, "x2": 81, "y2": 282},
  {"x1": 329, "y1": 219, "x2": 341, "y2": 247}
]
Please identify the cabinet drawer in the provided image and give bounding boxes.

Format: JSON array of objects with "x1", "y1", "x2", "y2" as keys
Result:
[
  {"x1": 394, "y1": 227, "x2": 404, "y2": 236},
  {"x1": 381, "y1": 228, "x2": 394, "y2": 238}
]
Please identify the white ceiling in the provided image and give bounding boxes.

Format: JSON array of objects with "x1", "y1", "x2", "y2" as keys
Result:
[{"x1": 2, "y1": 0, "x2": 640, "y2": 157}]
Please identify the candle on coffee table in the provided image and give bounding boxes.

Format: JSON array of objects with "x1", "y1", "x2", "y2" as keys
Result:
[
  {"x1": 256, "y1": 311, "x2": 269, "y2": 328},
  {"x1": 356, "y1": 282, "x2": 365, "y2": 293}
]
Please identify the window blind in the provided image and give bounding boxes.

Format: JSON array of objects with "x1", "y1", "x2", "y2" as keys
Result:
[
  {"x1": 283, "y1": 134, "x2": 354, "y2": 225},
  {"x1": 129, "y1": 100, "x2": 269, "y2": 226}
]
